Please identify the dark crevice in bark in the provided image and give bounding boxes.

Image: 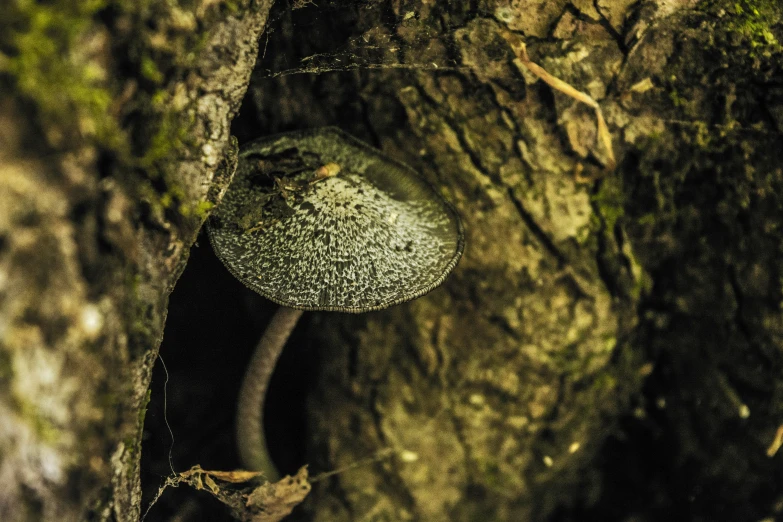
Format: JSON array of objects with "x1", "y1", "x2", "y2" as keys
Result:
[
  {"x1": 592, "y1": 1, "x2": 628, "y2": 54},
  {"x1": 506, "y1": 188, "x2": 567, "y2": 268}
]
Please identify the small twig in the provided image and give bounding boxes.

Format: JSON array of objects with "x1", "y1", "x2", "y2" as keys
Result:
[
  {"x1": 310, "y1": 162, "x2": 341, "y2": 184},
  {"x1": 766, "y1": 424, "x2": 783, "y2": 457},
  {"x1": 500, "y1": 28, "x2": 616, "y2": 171}
]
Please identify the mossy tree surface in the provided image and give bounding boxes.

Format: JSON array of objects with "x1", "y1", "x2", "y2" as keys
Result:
[
  {"x1": 0, "y1": 0, "x2": 271, "y2": 519},
  {"x1": 3, "y1": 0, "x2": 783, "y2": 520},
  {"x1": 234, "y1": 1, "x2": 783, "y2": 520}
]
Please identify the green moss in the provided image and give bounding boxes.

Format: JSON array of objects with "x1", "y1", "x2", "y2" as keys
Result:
[
  {"x1": 0, "y1": 350, "x2": 12, "y2": 382},
  {"x1": 140, "y1": 56, "x2": 164, "y2": 84},
  {"x1": 591, "y1": 177, "x2": 624, "y2": 232},
  {"x1": 159, "y1": 181, "x2": 186, "y2": 210},
  {"x1": 180, "y1": 200, "x2": 215, "y2": 219},
  {"x1": 138, "y1": 389, "x2": 152, "y2": 427},
  {"x1": 123, "y1": 388, "x2": 153, "y2": 461},
  {"x1": 668, "y1": 88, "x2": 685, "y2": 108},
  {"x1": 221, "y1": 0, "x2": 245, "y2": 14},
  {"x1": 3, "y1": 0, "x2": 234, "y2": 222},
  {"x1": 702, "y1": 0, "x2": 782, "y2": 56},
  {"x1": 125, "y1": 272, "x2": 155, "y2": 347},
  {"x1": 592, "y1": 372, "x2": 617, "y2": 393},
  {"x1": 139, "y1": 94, "x2": 198, "y2": 171},
  {"x1": 636, "y1": 213, "x2": 657, "y2": 227},
  {"x1": 3, "y1": 1, "x2": 122, "y2": 147},
  {"x1": 629, "y1": 261, "x2": 652, "y2": 301},
  {"x1": 14, "y1": 396, "x2": 59, "y2": 444},
  {"x1": 729, "y1": 0, "x2": 780, "y2": 48}
]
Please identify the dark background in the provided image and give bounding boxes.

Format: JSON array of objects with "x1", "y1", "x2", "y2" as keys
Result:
[{"x1": 140, "y1": 233, "x2": 315, "y2": 520}]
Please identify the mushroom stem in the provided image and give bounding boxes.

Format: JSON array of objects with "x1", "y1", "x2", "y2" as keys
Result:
[{"x1": 236, "y1": 306, "x2": 304, "y2": 479}]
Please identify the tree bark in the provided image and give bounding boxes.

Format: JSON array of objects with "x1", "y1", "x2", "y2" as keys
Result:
[
  {"x1": 0, "y1": 1, "x2": 272, "y2": 519},
  {"x1": 239, "y1": 1, "x2": 783, "y2": 521},
  {"x1": 4, "y1": 0, "x2": 783, "y2": 521}
]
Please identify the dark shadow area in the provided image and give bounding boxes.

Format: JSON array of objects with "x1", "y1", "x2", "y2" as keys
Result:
[
  {"x1": 140, "y1": 231, "x2": 314, "y2": 520},
  {"x1": 139, "y1": 5, "x2": 366, "y2": 518}
]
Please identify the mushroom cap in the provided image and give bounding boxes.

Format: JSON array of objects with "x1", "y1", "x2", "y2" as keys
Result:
[{"x1": 207, "y1": 127, "x2": 464, "y2": 312}]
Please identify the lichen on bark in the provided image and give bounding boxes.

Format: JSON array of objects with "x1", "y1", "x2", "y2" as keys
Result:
[{"x1": 0, "y1": 0, "x2": 270, "y2": 519}]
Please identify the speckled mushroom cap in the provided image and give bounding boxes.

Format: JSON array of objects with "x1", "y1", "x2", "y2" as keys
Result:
[{"x1": 207, "y1": 127, "x2": 464, "y2": 312}]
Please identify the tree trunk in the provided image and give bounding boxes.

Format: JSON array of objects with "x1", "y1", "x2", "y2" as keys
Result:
[
  {"x1": 238, "y1": 1, "x2": 783, "y2": 521},
  {"x1": 4, "y1": 0, "x2": 783, "y2": 521},
  {"x1": 0, "y1": 1, "x2": 272, "y2": 519}
]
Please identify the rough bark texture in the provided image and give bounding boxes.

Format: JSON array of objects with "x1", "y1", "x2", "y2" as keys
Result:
[
  {"x1": 234, "y1": 1, "x2": 783, "y2": 521},
  {"x1": 4, "y1": 0, "x2": 783, "y2": 521},
  {"x1": 0, "y1": 1, "x2": 272, "y2": 519}
]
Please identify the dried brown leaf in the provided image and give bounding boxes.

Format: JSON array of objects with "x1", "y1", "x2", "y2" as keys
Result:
[
  {"x1": 241, "y1": 466, "x2": 311, "y2": 522},
  {"x1": 142, "y1": 465, "x2": 310, "y2": 522}
]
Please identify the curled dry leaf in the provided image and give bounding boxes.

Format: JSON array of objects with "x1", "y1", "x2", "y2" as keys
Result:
[
  {"x1": 184, "y1": 468, "x2": 266, "y2": 484},
  {"x1": 143, "y1": 465, "x2": 310, "y2": 522},
  {"x1": 244, "y1": 466, "x2": 312, "y2": 522}
]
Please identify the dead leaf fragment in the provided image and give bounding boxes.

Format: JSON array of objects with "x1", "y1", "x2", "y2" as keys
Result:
[
  {"x1": 142, "y1": 465, "x2": 310, "y2": 522},
  {"x1": 244, "y1": 467, "x2": 312, "y2": 522}
]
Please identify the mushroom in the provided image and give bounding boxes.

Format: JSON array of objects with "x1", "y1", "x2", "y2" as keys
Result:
[{"x1": 207, "y1": 127, "x2": 464, "y2": 480}]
